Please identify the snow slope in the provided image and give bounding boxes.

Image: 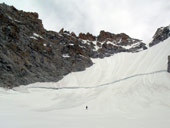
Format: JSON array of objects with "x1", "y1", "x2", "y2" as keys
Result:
[{"x1": 0, "y1": 38, "x2": 170, "y2": 128}]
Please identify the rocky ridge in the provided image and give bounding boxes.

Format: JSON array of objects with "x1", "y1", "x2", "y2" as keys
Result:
[
  {"x1": 0, "y1": 3, "x2": 147, "y2": 88},
  {"x1": 149, "y1": 25, "x2": 170, "y2": 47}
]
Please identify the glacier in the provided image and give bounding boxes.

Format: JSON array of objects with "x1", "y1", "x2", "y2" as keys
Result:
[{"x1": 0, "y1": 38, "x2": 170, "y2": 128}]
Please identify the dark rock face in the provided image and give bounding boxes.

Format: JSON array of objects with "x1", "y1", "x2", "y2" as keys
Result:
[
  {"x1": 149, "y1": 25, "x2": 170, "y2": 47},
  {"x1": 168, "y1": 56, "x2": 170, "y2": 73},
  {"x1": 0, "y1": 3, "x2": 93, "y2": 88},
  {"x1": 0, "y1": 3, "x2": 147, "y2": 88}
]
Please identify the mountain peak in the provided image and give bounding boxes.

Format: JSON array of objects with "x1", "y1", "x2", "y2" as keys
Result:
[{"x1": 0, "y1": 3, "x2": 147, "y2": 88}]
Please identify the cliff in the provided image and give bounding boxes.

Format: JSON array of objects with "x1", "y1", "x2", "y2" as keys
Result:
[{"x1": 0, "y1": 3, "x2": 147, "y2": 88}]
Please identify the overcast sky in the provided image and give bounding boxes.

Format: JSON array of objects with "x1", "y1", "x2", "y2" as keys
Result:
[{"x1": 1, "y1": 0, "x2": 170, "y2": 42}]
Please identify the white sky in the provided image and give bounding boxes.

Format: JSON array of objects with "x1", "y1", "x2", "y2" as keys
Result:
[{"x1": 1, "y1": 0, "x2": 170, "y2": 42}]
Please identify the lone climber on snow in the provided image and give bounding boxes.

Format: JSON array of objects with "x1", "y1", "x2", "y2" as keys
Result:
[{"x1": 86, "y1": 106, "x2": 88, "y2": 110}]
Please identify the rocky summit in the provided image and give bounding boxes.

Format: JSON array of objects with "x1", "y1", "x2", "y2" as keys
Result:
[{"x1": 0, "y1": 3, "x2": 148, "y2": 88}]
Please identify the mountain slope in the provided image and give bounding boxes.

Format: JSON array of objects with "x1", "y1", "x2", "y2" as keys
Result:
[
  {"x1": 0, "y1": 3, "x2": 146, "y2": 88},
  {"x1": 0, "y1": 35, "x2": 170, "y2": 128},
  {"x1": 25, "y1": 36, "x2": 170, "y2": 89},
  {"x1": 0, "y1": 3, "x2": 170, "y2": 128}
]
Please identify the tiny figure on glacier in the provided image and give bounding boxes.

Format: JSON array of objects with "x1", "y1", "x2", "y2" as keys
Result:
[{"x1": 86, "y1": 106, "x2": 88, "y2": 110}]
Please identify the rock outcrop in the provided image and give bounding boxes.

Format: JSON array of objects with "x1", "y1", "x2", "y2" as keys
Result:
[
  {"x1": 149, "y1": 25, "x2": 170, "y2": 47},
  {"x1": 168, "y1": 56, "x2": 170, "y2": 73},
  {"x1": 0, "y1": 3, "x2": 147, "y2": 88},
  {"x1": 78, "y1": 32, "x2": 96, "y2": 41}
]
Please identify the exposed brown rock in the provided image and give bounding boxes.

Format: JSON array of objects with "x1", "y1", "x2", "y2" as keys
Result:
[
  {"x1": 11, "y1": 5, "x2": 17, "y2": 11},
  {"x1": 117, "y1": 33, "x2": 129, "y2": 40},
  {"x1": 97, "y1": 31, "x2": 130, "y2": 43},
  {"x1": 71, "y1": 32, "x2": 77, "y2": 37},
  {"x1": 24, "y1": 12, "x2": 39, "y2": 19},
  {"x1": 59, "y1": 28, "x2": 64, "y2": 34},
  {"x1": 97, "y1": 30, "x2": 116, "y2": 42},
  {"x1": 78, "y1": 32, "x2": 96, "y2": 41}
]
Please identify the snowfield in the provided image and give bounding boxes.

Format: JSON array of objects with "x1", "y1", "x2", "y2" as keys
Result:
[{"x1": 0, "y1": 38, "x2": 170, "y2": 128}]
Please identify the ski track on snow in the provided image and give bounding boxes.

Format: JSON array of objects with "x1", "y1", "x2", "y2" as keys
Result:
[{"x1": 25, "y1": 69, "x2": 166, "y2": 90}]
